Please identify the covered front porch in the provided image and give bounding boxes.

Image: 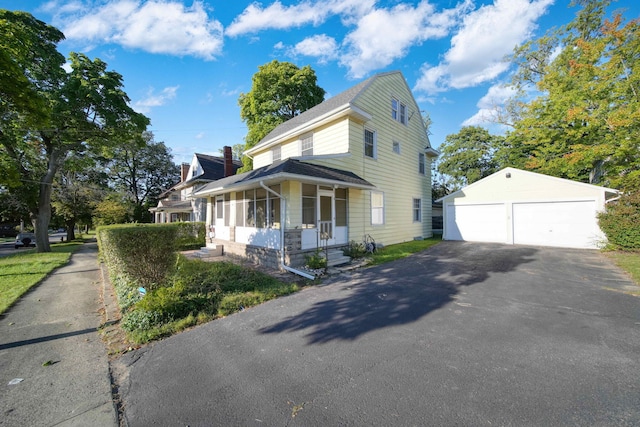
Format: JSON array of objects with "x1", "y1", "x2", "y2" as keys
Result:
[
  {"x1": 193, "y1": 159, "x2": 374, "y2": 269},
  {"x1": 149, "y1": 200, "x2": 193, "y2": 223}
]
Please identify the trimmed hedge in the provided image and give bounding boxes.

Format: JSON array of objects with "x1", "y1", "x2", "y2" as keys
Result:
[{"x1": 98, "y1": 223, "x2": 178, "y2": 289}]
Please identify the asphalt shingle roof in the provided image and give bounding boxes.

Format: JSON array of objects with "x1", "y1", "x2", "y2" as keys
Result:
[
  {"x1": 253, "y1": 73, "x2": 382, "y2": 148},
  {"x1": 196, "y1": 159, "x2": 373, "y2": 195}
]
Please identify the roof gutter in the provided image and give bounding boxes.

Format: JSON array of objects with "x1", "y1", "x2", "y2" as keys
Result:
[{"x1": 259, "y1": 181, "x2": 315, "y2": 280}]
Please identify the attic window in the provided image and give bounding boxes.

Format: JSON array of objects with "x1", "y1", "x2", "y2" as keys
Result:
[
  {"x1": 301, "y1": 135, "x2": 313, "y2": 156},
  {"x1": 392, "y1": 98, "x2": 407, "y2": 125},
  {"x1": 272, "y1": 146, "x2": 281, "y2": 162}
]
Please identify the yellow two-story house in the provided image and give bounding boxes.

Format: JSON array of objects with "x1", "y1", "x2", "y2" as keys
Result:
[{"x1": 194, "y1": 71, "x2": 439, "y2": 272}]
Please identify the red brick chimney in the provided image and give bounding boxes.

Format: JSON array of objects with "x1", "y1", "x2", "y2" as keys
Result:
[
  {"x1": 223, "y1": 146, "x2": 233, "y2": 177},
  {"x1": 180, "y1": 163, "x2": 190, "y2": 182}
]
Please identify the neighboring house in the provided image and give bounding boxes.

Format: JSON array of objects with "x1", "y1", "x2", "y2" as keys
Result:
[
  {"x1": 437, "y1": 167, "x2": 619, "y2": 249},
  {"x1": 194, "y1": 71, "x2": 439, "y2": 271},
  {"x1": 150, "y1": 148, "x2": 242, "y2": 223}
]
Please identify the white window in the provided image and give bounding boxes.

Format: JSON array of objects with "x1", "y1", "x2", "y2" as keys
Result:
[
  {"x1": 413, "y1": 198, "x2": 422, "y2": 222},
  {"x1": 364, "y1": 128, "x2": 376, "y2": 158},
  {"x1": 391, "y1": 98, "x2": 399, "y2": 121},
  {"x1": 371, "y1": 191, "x2": 384, "y2": 225},
  {"x1": 302, "y1": 184, "x2": 316, "y2": 228},
  {"x1": 272, "y1": 146, "x2": 281, "y2": 162},
  {"x1": 400, "y1": 103, "x2": 407, "y2": 124},
  {"x1": 392, "y1": 98, "x2": 407, "y2": 125},
  {"x1": 419, "y1": 153, "x2": 426, "y2": 175},
  {"x1": 301, "y1": 135, "x2": 313, "y2": 156},
  {"x1": 392, "y1": 141, "x2": 401, "y2": 154}
]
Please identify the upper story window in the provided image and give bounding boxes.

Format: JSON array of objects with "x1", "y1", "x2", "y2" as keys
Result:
[
  {"x1": 301, "y1": 135, "x2": 313, "y2": 156},
  {"x1": 364, "y1": 128, "x2": 376, "y2": 158},
  {"x1": 392, "y1": 97, "x2": 407, "y2": 125},
  {"x1": 418, "y1": 153, "x2": 426, "y2": 175},
  {"x1": 272, "y1": 146, "x2": 281, "y2": 162}
]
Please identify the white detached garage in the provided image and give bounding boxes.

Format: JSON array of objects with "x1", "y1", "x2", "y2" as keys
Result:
[{"x1": 437, "y1": 168, "x2": 619, "y2": 249}]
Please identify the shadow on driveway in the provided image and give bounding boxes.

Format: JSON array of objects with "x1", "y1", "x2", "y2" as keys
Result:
[{"x1": 260, "y1": 242, "x2": 539, "y2": 344}]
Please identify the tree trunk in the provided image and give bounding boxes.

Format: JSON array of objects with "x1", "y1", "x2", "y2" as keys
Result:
[
  {"x1": 34, "y1": 144, "x2": 60, "y2": 252},
  {"x1": 66, "y1": 220, "x2": 76, "y2": 241}
]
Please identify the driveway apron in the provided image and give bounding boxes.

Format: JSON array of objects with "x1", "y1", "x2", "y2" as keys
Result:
[
  {"x1": 0, "y1": 243, "x2": 116, "y2": 427},
  {"x1": 116, "y1": 241, "x2": 640, "y2": 426}
]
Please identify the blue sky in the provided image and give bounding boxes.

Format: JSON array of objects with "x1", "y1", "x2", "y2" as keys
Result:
[{"x1": 3, "y1": 0, "x2": 638, "y2": 165}]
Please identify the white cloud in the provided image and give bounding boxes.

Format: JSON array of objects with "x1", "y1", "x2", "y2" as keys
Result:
[
  {"x1": 463, "y1": 84, "x2": 516, "y2": 126},
  {"x1": 340, "y1": 0, "x2": 472, "y2": 78},
  {"x1": 52, "y1": 0, "x2": 224, "y2": 60},
  {"x1": 415, "y1": 0, "x2": 553, "y2": 95},
  {"x1": 133, "y1": 86, "x2": 179, "y2": 114},
  {"x1": 226, "y1": 0, "x2": 374, "y2": 37},
  {"x1": 289, "y1": 34, "x2": 339, "y2": 64}
]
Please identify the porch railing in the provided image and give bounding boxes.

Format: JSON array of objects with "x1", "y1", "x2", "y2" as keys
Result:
[{"x1": 319, "y1": 221, "x2": 333, "y2": 241}]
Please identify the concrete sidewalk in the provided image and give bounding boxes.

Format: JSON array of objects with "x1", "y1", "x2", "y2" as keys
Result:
[{"x1": 0, "y1": 242, "x2": 117, "y2": 427}]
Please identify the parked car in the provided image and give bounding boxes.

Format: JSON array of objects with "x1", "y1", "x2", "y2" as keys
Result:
[{"x1": 15, "y1": 232, "x2": 36, "y2": 249}]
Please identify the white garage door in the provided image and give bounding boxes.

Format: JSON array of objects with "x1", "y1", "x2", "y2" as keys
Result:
[
  {"x1": 445, "y1": 203, "x2": 507, "y2": 243},
  {"x1": 513, "y1": 200, "x2": 600, "y2": 249}
]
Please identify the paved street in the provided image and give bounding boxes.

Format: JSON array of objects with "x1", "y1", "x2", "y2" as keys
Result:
[
  {"x1": 0, "y1": 232, "x2": 68, "y2": 258},
  {"x1": 116, "y1": 241, "x2": 640, "y2": 426}
]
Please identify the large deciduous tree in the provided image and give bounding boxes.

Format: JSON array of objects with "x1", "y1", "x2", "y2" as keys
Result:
[
  {"x1": 437, "y1": 126, "x2": 505, "y2": 189},
  {"x1": 106, "y1": 132, "x2": 179, "y2": 222},
  {"x1": 0, "y1": 10, "x2": 149, "y2": 251},
  {"x1": 237, "y1": 60, "x2": 325, "y2": 172},
  {"x1": 506, "y1": 0, "x2": 640, "y2": 188}
]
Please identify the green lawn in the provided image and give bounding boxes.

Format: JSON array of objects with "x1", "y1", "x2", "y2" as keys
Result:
[
  {"x1": 607, "y1": 251, "x2": 640, "y2": 292},
  {"x1": 0, "y1": 243, "x2": 83, "y2": 314},
  {"x1": 368, "y1": 237, "x2": 441, "y2": 266}
]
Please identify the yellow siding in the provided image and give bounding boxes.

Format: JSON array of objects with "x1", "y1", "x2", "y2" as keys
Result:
[
  {"x1": 253, "y1": 151, "x2": 271, "y2": 168},
  {"x1": 284, "y1": 181, "x2": 301, "y2": 227},
  {"x1": 312, "y1": 73, "x2": 433, "y2": 245},
  {"x1": 245, "y1": 72, "x2": 434, "y2": 246}
]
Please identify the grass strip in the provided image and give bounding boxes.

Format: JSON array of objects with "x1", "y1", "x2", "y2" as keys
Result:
[
  {"x1": 368, "y1": 237, "x2": 441, "y2": 266},
  {"x1": 0, "y1": 243, "x2": 83, "y2": 314},
  {"x1": 606, "y1": 251, "x2": 640, "y2": 288}
]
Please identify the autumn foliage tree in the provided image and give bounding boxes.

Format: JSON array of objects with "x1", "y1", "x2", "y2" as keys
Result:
[{"x1": 506, "y1": 0, "x2": 640, "y2": 188}]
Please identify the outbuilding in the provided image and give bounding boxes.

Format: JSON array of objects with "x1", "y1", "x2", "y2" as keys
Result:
[{"x1": 437, "y1": 167, "x2": 619, "y2": 249}]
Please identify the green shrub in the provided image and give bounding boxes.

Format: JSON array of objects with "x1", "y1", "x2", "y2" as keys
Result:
[
  {"x1": 174, "y1": 222, "x2": 206, "y2": 250},
  {"x1": 114, "y1": 255, "x2": 300, "y2": 344},
  {"x1": 599, "y1": 189, "x2": 640, "y2": 250},
  {"x1": 343, "y1": 240, "x2": 366, "y2": 258},
  {"x1": 97, "y1": 224, "x2": 179, "y2": 289},
  {"x1": 305, "y1": 251, "x2": 327, "y2": 269},
  {"x1": 121, "y1": 309, "x2": 164, "y2": 332},
  {"x1": 112, "y1": 275, "x2": 143, "y2": 311}
]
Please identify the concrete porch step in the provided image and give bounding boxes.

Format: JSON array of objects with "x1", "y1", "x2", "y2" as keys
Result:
[
  {"x1": 324, "y1": 249, "x2": 351, "y2": 267},
  {"x1": 196, "y1": 245, "x2": 223, "y2": 258}
]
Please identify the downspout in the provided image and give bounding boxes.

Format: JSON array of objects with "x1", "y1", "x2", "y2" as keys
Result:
[{"x1": 260, "y1": 181, "x2": 315, "y2": 280}]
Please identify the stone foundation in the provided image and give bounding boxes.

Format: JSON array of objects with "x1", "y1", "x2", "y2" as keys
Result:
[{"x1": 208, "y1": 228, "x2": 347, "y2": 270}]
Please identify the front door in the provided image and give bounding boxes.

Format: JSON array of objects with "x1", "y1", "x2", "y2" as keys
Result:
[{"x1": 318, "y1": 190, "x2": 335, "y2": 246}]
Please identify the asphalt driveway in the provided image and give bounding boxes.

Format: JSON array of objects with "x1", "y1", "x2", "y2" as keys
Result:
[{"x1": 116, "y1": 241, "x2": 640, "y2": 426}]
